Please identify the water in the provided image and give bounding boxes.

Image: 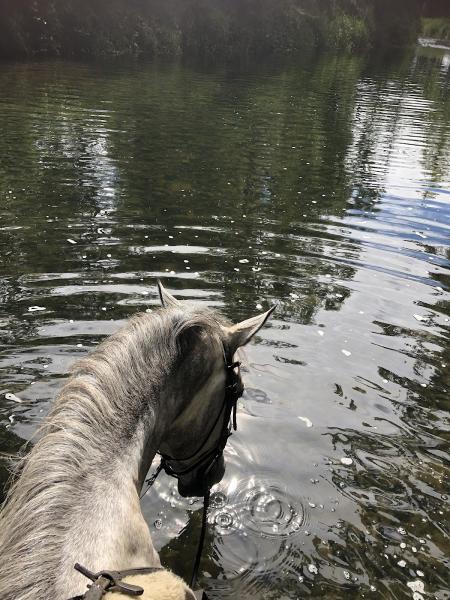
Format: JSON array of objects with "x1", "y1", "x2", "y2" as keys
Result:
[{"x1": 0, "y1": 47, "x2": 449, "y2": 599}]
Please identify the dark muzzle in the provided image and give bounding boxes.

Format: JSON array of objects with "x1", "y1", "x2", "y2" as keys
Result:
[{"x1": 177, "y1": 454, "x2": 225, "y2": 498}]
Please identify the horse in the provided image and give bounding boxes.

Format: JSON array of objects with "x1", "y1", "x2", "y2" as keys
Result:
[{"x1": 0, "y1": 281, "x2": 274, "y2": 600}]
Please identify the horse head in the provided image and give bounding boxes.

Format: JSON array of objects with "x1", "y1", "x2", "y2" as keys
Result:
[{"x1": 156, "y1": 281, "x2": 275, "y2": 498}]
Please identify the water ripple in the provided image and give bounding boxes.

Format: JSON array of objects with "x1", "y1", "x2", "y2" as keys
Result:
[{"x1": 1, "y1": 49, "x2": 450, "y2": 599}]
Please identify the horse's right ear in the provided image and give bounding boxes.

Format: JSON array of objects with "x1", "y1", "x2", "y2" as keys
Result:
[
  {"x1": 222, "y1": 304, "x2": 276, "y2": 354},
  {"x1": 157, "y1": 280, "x2": 181, "y2": 308}
]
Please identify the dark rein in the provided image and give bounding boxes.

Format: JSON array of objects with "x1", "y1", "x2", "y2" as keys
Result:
[{"x1": 71, "y1": 347, "x2": 242, "y2": 600}]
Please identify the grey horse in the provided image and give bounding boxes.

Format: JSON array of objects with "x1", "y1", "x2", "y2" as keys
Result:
[{"x1": 0, "y1": 282, "x2": 274, "y2": 600}]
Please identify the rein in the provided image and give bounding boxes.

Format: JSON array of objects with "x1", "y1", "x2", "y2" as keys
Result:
[{"x1": 71, "y1": 346, "x2": 242, "y2": 600}]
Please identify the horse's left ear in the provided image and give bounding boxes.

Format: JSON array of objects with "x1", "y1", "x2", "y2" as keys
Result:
[
  {"x1": 157, "y1": 280, "x2": 181, "y2": 308},
  {"x1": 223, "y1": 305, "x2": 276, "y2": 353}
]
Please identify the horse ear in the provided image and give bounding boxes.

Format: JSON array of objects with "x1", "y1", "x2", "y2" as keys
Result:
[
  {"x1": 157, "y1": 280, "x2": 181, "y2": 308},
  {"x1": 223, "y1": 305, "x2": 276, "y2": 353}
]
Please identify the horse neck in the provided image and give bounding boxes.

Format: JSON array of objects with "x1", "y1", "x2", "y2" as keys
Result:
[
  {"x1": 0, "y1": 344, "x2": 177, "y2": 600},
  {"x1": 48, "y1": 364, "x2": 173, "y2": 596},
  {"x1": 53, "y1": 415, "x2": 163, "y2": 598}
]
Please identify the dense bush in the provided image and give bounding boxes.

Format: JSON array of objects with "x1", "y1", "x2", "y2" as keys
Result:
[
  {"x1": 0, "y1": 0, "x2": 421, "y2": 59},
  {"x1": 421, "y1": 17, "x2": 450, "y2": 42}
]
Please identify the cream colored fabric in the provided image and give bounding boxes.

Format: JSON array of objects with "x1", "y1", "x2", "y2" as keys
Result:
[{"x1": 104, "y1": 570, "x2": 195, "y2": 600}]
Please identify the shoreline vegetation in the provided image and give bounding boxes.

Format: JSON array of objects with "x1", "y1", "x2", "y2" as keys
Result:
[
  {"x1": 0, "y1": 0, "x2": 422, "y2": 59},
  {"x1": 421, "y1": 17, "x2": 450, "y2": 43}
]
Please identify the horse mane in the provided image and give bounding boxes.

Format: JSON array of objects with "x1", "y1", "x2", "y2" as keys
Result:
[{"x1": 0, "y1": 306, "x2": 225, "y2": 600}]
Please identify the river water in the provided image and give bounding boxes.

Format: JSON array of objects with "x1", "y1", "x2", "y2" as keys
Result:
[{"x1": 0, "y1": 46, "x2": 449, "y2": 599}]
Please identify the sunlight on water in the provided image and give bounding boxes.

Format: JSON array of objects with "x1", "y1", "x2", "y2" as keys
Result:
[{"x1": 0, "y1": 46, "x2": 449, "y2": 599}]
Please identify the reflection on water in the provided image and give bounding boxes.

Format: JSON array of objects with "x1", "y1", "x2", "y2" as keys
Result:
[{"x1": 0, "y1": 46, "x2": 449, "y2": 599}]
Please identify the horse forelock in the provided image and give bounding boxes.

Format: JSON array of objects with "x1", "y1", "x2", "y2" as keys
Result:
[{"x1": 0, "y1": 306, "x2": 226, "y2": 600}]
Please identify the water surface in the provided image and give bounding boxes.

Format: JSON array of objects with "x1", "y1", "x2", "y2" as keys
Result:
[{"x1": 0, "y1": 48, "x2": 449, "y2": 599}]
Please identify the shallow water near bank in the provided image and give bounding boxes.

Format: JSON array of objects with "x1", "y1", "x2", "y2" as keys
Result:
[{"x1": 0, "y1": 47, "x2": 449, "y2": 599}]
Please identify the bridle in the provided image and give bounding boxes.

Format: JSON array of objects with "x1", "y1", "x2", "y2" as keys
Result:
[
  {"x1": 70, "y1": 345, "x2": 243, "y2": 599},
  {"x1": 142, "y1": 345, "x2": 243, "y2": 589},
  {"x1": 150, "y1": 346, "x2": 242, "y2": 484}
]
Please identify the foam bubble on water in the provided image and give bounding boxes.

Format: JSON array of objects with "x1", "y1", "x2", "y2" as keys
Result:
[
  {"x1": 210, "y1": 491, "x2": 227, "y2": 509},
  {"x1": 397, "y1": 559, "x2": 406, "y2": 568},
  {"x1": 308, "y1": 564, "x2": 318, "y2": 575},
  {"x1": 213, "y1": 510, "x2": 236, "y2": 534},
  {"x1": 298, "y1": 416, "x2": 313, "y2": 428},
  {"x1": 5, "y1": 393, "x2": 22, "y2": 403},
  {"x1": 407, "y1": 581, "x2": 425, "y2": 596}
]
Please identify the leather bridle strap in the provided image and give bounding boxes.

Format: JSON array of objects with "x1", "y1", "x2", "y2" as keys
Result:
[{"x1": 68, "y1": 563, "x2": 165, "y2": 599}]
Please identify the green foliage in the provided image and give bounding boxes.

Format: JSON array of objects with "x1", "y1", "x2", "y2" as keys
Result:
[
  {"x1": 421, "y1": 17, "x2": 450, "y2": 42},
  {"x1": 326, "y1": 13, "x2": 371, "y2": 52},
  {"x1": 0, "y1": 0, "x2": 422, "y2": 59}
]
